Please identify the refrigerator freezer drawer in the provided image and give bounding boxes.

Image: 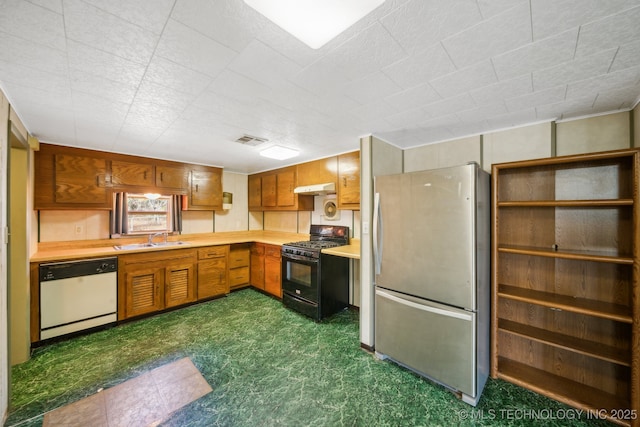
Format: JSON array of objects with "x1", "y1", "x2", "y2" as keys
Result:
[{"x1": 375, "y1": 288, "x2": 476, "y2": 398}]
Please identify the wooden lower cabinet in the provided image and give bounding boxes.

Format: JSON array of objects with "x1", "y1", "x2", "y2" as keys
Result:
[
  {"x1": 118, "y1": 249, "x2": 197, "y2": 320},
  {"x1": 229, "y1": 244, "x2": 250, "y2": 290},
  {"x1": 197, "y1": 246, "x2": 229, "y2": 299},
  {"x1": 250, "y1": 243, "x2": 265, "y2": 290},
  {"x1": 263, "y1": 245, "x2": 281, "y2": 298}
]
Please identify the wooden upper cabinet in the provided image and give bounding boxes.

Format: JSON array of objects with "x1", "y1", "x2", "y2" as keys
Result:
[
  {"x1": 337, "y1": 151, "x2": 360, "y2": 210},
  {"x1": 34, "y1": 146, "x2": 112, "y2": 209},
  {"x1": 156, "y1": 165, "x2": 188, "y2": 191},
  {"x1": 248, "y1": 175, "x2": 262, "y2": 211},
  {"x1": 261, "y1": 174, "x2": 277, "y2": 207},
  {"x1": 186, "y1": 168, "x2": 223, "y2": 210},
  {"x1": 111, "y1": 160, "x2": 153, "y2": 188},
  {"x1": 276, "y1": 167, "x2": 296, "y2": 207},
  {"x1": 297, "y1": 157, "x2": 338, "y2": 187}
]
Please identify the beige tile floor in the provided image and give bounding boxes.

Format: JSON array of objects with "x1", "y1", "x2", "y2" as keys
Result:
[{"x1": 42, "y1": 357, "x2": 212, "y2": 427}]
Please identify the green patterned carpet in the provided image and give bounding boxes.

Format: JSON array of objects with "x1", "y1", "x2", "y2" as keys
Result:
[{"x1": 5, "y1": 289, "x2": 611, "y2": 426}]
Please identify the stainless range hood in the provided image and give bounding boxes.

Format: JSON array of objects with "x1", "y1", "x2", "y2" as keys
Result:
[{"x1": 293, "y1": 182, "x2": 336, "y2": 195}]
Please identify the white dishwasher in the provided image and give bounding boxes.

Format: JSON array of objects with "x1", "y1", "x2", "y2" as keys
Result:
[{"x1": 39, "y1": 257, "x2": 117, "y2": 340}]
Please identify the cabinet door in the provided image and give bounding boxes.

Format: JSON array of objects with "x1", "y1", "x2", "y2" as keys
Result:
[
  {"x1": 276, "y1": 169, "x2": 295, "y2": 207},
  {"x1": 338, "y1": 151, "x2": 360, "y2": 209},
  {"x1": 248, "y1": 175, "x2": 262, "y2": 210},
  {"x1": 198, "y1": 258, "x2": 228, "y2": 299},
  {"x1": 165, "y1": 261, "x2": 196, "y2": 308},
  {"x1": 156, "y1": 165, "x2": 188, "y2": 191},
  {"x1": 111, "y1": 160, "x2": 153, "y2": 188},
  {"x1": 262, "y1": 174, "x2": 277, "y2": 207},
  {"x1": 54, "y1": 154, "x2": 110, "y2": 204},
  {"x1": 124, "y1": 266, "x2": 164, "y2": 318},
  {"x1": 190, "y1": 169, "x2": 222, "y2": 209},
  {"x1": 264, "y1": 254, "x2": 281, "y2": 297},
  {"x1": 250, "y1": 243, "x2": 265, "y2": 290},
  {"x1": 297, "y1": 157, "x2": 337, "y2": 187}
]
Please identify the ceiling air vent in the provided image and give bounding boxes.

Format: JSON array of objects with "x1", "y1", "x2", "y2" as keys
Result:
[{"x1": 234, "y1": 134, "x2": 268, "y2": 146}]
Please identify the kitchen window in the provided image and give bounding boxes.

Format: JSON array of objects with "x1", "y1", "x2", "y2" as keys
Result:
[{"x1": 111, "y1": 193, "x2": 182, "y2": 237}]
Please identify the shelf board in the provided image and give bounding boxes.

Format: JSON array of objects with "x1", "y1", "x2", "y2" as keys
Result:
[
  {"x1": 498, "y1": 319, "x2": 630, "y2": 366},
  {"x1": 498, "y1": 284, "x2": 633, "y2": 323},
  {"x1": 498, "y1": 245, "x2": 634, "y2": 264},
  {"x1": 497, "y1": 199, "x2": 634, "y2": 207},
  {"x1": 497, "y1": 358, "x2": 631, "y2": 426}
]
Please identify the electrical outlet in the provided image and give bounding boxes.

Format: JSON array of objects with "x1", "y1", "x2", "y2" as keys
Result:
[{"x1": 75, "y1": 225, "x2": 83, "y2": 235}]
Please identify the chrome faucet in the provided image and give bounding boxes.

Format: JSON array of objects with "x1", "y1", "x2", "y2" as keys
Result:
[{"x1": 148, "y1": 232, "x2": 168, "y2": 245}]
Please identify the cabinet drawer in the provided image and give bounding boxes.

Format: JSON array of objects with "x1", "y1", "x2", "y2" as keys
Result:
[
  {"x1": 265, "y1": 245, "x2": 281, "y2": 258},
  {"x1": 229, "y1": 266, "x2": 250, "y2": 286},
  {"x1": 228, "y1": 250, "x2": 250, "y2": 268},
  {"x1": 198, "y1": 246, "x2": 229, "y2": 260}
]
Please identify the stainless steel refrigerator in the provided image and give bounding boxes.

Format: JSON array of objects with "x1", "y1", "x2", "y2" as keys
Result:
[{"x1": 373, "y1": 162, "x2": 490, "y2": 406}]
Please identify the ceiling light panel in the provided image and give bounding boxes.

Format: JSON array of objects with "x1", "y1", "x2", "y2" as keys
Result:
[
  {"x1": 259, "y1": 145, "x2": 299, "y2": 160},
  {"x1": 243, "y1": 0, "x2": 385, "y2": 49}
]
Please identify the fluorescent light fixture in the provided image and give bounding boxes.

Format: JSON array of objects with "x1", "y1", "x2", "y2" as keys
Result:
[
  {"x1": 260, "y1": 145, "x2": 299, "y2": 160},
  {"x1": 243, "y1": 0, "x2": 385, "y2": 49}
]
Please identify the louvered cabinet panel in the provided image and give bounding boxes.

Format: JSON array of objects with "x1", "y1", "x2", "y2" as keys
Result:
[
  {"x1": 165, "y1": 261, "x2": 196, "y2": 308},
  {"x1": 125, "y1": 267, "x2": 164, "y2": 318}
]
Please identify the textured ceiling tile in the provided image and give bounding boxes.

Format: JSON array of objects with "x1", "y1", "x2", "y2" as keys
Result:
[
  {"x1": 207, "y1": 70, "x2": 273, "y2": 104},
  {"x1": 470, "y1": 74, "x2": 532, "y2": 105},
  {"x1": 134, "y1": 79, "x2": 198, "y2": 111},
  {"x1": 21, "y1": 104, "x2": 76, "y2": 143},
  {"x1": 172, "y1": 0, "x2": 261, "y2": 52},
  {"x1": 505, "y1": 85, "x2": 567, "y2": 112},
  {"x1": 442, "y1": 2, "x2": 532, "y2": 69},
  {"x1": 66, "y1": 40, "x2": 147, "y2": 86},
  {"x1": 593, "y1": 84, "x2": 640, "y2": 110},
  {"x1": 486, "y1": 108, "x2": 538, "y2": 129},
  {"x1": 430, "y1": 61, "x2": 497, "y2": 99},
  {"x1": 0, "y1": 59, "x2": 70, "y2": 94},
  {"x1": 2, "y1": 82, "x2": 73, "y2": 110},
  {"x1": 476, "y1": 0, "x2": 528, "y2": 19},
  {"x1": 533, "y1": 49, "x2": 617, "y2": 90},
  {"x1": 381, "y1": 0, "x2": 482, "y2": 54},
  {"x1": 228, "y1": 39, "x2": 302, "y2": 89},
  {"x1": 81, "y1": 0, "x2": 174, "y2": 34},
  {"x1": 320, "y1": 22, "x2": 407, "y2": 82},
  {"x1": 63, "y1": 0, "x2": 158, "y2": 64},
  {"x1": 535, "y1": 95, "x2": 597, "y2": 120},
  {"x1": 0, "y1": 32, "x2": 68, "y2": 75},
  {"x1": 74, "y1": 124, "x2": 119, "y2": 149},
  {"x1": 422, "y1": 93, "x2": 476, "y2": 118},
  {"x1": 155, "y1": 19, "x2": 237, "y2": 78},
  {"x1": 575, "y1": 5, "x2": 640, "y2": 57},
  {"x1": 71, "y1": 92, "x2": 129, "y2": 125},
  {"x1": 567, "y1": 66, "x2": 640, "y2": 100},
  {"x1": 384, "y1": 83, "x2": 441, "y2": 111},
  {"x1": 69, "y1": 69, "x2": 138, "y2": 104},
  {"x1": 492, "y1": 29, "x2": 578, "y2": 81},
  {"x1": 0, "y1": 0, "x2": 66, "y2": 50},
  {"x1": 385, "y1": 108, "x2": 430, "y2": 129},
  {"x1": 28, "y1": 0, "x2": 63, "y2": 14},
  {"x1": 531, "y1": 0, "x2": 640, "y2": 40},
  {"x1": 610, "y1": 40, "x2": 640, "y2": 72},
  {"x1": 345, "y1": 72, "x2": 404, "y2": 105},
  {"x1": 351, "y1": 100, "x2": 399, "y2": 123},
  {"x1": 382, "y1": 43, "x2": 456, "y2": 89},
  {"x1": 457, "y1": 102, "x2": 508, "y2": 122},
  {"x1": 144, "y1": 56, "x2": 213, "y2": 96}
]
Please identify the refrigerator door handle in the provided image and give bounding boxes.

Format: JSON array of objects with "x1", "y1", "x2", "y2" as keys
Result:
[
  {"x1": 376, "y1": 289, "x2": 473, "y2": 321},
  {"x1": 373, "y1": 192, "x2": 383, "y2": 275}
]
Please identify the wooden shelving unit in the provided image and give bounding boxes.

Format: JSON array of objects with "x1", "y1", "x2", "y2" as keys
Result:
[{"x1": 491, "y1": 148, "x2": 639, "y2": 427}]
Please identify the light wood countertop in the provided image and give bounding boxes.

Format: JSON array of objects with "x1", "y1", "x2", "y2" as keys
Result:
[
  {"x1": 322, "y1": 239, "x2": 360, "y2": 259},
  {"x1": 31, "y1": 231, "x2": 309, "y2": 263}
]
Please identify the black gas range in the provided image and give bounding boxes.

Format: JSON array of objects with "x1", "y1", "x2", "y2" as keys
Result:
[{"x1": 281, "y1": 225, "x2": 350, "y2": 321}]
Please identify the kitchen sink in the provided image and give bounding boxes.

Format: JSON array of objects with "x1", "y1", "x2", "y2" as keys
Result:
[{"x1": 113, "y1": 241, "x2": 189, "y2": 251}]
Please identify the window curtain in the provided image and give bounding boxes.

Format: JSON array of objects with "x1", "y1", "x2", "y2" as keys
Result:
[
  {"x1": 111, "y1": 192, "x2": 128, "y2": 237},
  {"x1": 172, "y1": 194, "x2": 183, "y2": 234}
]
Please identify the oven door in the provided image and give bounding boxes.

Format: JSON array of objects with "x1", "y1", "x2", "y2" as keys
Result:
[{"x1": 281, "y1": 253, "x2": 319, "y2": 303}]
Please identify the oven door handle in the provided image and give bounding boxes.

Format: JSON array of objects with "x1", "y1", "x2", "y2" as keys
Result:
[
  {"x1": 373, "y1": 192, "x2": 383, "y2": 275},
  {"x1": 282, "y1": 253, "x2": 317, "y2": 264}
]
